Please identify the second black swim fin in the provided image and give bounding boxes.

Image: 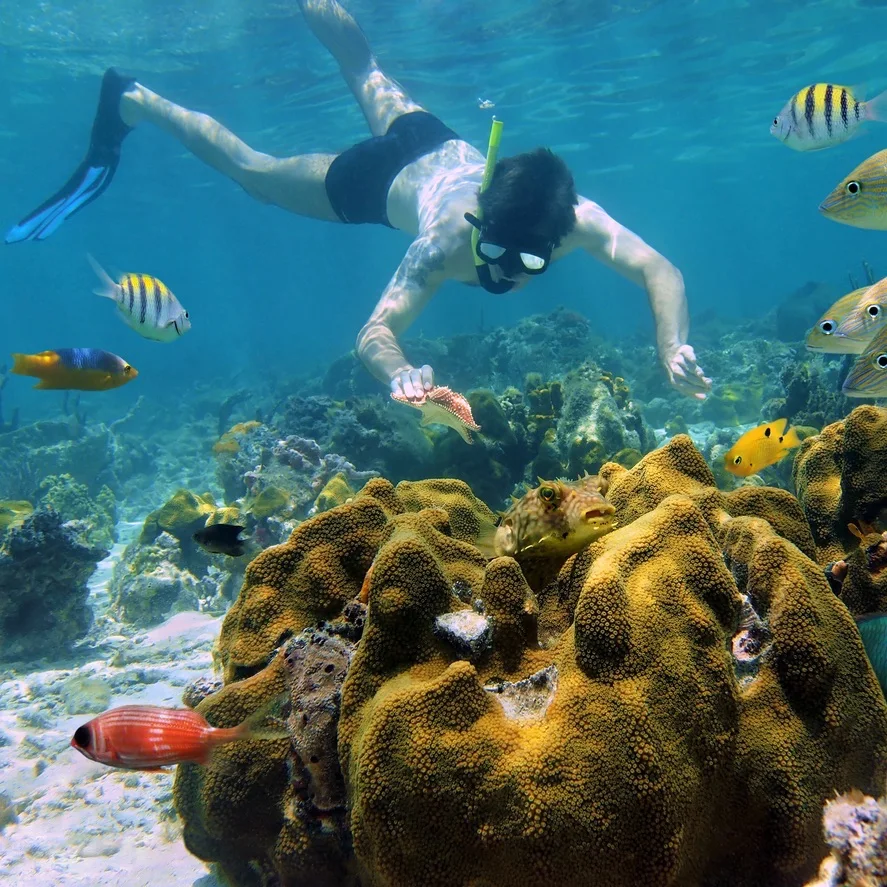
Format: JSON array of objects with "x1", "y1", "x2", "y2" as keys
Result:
[{"x1": 5, "y1": 68, "x2": 136, "y2": 243}]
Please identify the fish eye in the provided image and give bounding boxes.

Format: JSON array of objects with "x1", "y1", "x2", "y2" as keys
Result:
[
  {"x1": 185, "y1": 311, "x2": 190, "y2": 318},
  {"x1": 73, "y1": 725, "x2": 91, "y2": 748},
  {"x1": 819, "y1": 320, "x2": 835, "y2": 334},
  {"x1": 772, "y1": 117, "x2": 779, "y2": 126},
  {"x1": 877, "y1": 353, "x2": 887, "y2": 369},
  {"x1": 846, "y1": 180, "x2": 861, "y2": 195},
  {"x1": 733, "y1": 456, "x2": 742, "y2": 465},
  {"x1": 123, "y1": 364, "x2": 132, "y2": 374},
  {"x1": 540, "y1": 486, "x2": 555, "y2": 501},
  {"x1": 868, "y1": 304, "x2": 881, "y2": 318}
]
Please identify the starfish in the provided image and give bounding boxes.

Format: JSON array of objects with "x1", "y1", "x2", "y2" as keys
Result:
[{"x1": 391, "y1": 385, "x2": 481, "y2": 444}]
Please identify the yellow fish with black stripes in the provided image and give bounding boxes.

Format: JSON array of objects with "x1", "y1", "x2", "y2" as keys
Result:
[
  {"x1": 771, "y1": 84, "x2": 887, "y2": 151},
  {"x1": 819, "y1": 149, "x2": 887, "y2": 230},
  {"x1": 88, "y1": 254, "x2": 191, "y2": 342}
]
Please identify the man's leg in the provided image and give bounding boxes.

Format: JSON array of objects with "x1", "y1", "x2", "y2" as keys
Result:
[
  {"x1": 298, "y1": 0, "x2": 425, "y2": 137},
  {"x1": 119, "y1": 85, "x2": 340, "y2": 221}
]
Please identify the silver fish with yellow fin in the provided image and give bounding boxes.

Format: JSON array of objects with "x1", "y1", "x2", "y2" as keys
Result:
[
  {"x1": 723, "y1": 419, "x2": 803, "y2": 478},
  {"x1": 806, "y1": 287, "x2": 870, "y2": 353},
  {"x1": 88, "y1": 255, "x2": 191, "y2": 343},
  {"x1": 842, "y1": 324, "x2": 887, "y2": 398},
  {"x1": 819, "y1": 149, "x2": 887, "y2": 230},
  {"x1": 771, "y1": 84, "x2": 887, "y2": 152}
]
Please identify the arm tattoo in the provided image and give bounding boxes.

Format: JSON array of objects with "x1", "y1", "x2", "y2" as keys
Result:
[{"x1": 391, "y1": 238, "x2": 447, "y2": 291}]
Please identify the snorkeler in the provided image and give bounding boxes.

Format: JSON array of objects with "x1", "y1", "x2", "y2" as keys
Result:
[{"x1": 5, "y1": 0, "x2": 711, "y2": 403}]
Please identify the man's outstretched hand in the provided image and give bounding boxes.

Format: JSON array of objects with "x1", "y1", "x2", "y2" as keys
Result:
[
  {"x1": 664, "y1": 344, "x2": 712, "y2": 401},
  {"x1": 390, "y1": 364, "x2": 434, "y2": 402}
]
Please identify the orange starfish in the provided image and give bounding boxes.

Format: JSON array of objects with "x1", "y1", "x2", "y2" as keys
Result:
[{"x1": 390, "y1": 385, "x2": 481, "y2": 444}]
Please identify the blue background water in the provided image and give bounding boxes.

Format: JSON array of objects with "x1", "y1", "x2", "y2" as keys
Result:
[{"x1": 1, "y1": 0, "x2": 887, "y2": 424}]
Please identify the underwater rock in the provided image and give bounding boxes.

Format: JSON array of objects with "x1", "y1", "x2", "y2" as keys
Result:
[
  {"x1": 0, "y1": 509, "x2": 107, "y2": 661},
  {"x1": 37, "y1": 473, "x2": 117, "y2": 549},
  {"x1": 173, "y1": 453, "x2": 887, "y2": 887},
  {"x1": 109, "y1": 531, "x2": 227, "y2": 627},
  {"x1": 434, "y1": 609, "x2": 492, "y2": 660},
  {"x1": 181, "y1": 676, "x2": 225, "y2": 709},
  {"x1": 806, "y1": 787, "x2": 887, "y2": 887}
]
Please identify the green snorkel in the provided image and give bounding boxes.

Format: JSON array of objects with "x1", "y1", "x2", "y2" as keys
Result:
[{"x1": 465, "y1": 117, "x2": 515, "y2": 294}]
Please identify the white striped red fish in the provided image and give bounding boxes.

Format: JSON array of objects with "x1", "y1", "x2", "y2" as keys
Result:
[
  {"x1": 771, "y1": 84, "x2": 887, "y2": 151},
  {"x1": 88, "y1": 255, "x2": 191, "y2": 343},
  {"x1": 71, "y1": 704, "x2": 259, "y2": 770}
]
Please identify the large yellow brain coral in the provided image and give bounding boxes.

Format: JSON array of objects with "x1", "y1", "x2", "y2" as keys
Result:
[{"x1": 175, "y1": 437, "x2": 887, "y2": 887}]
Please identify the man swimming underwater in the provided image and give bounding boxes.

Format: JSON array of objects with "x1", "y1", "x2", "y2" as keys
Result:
[{"x1": 5, "y1": 0, "x2": 711, "y2": 404}]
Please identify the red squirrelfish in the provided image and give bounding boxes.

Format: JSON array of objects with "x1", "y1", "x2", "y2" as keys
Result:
[{"x1": 71, "y1": 704, "x2": 259, "y2": 770}]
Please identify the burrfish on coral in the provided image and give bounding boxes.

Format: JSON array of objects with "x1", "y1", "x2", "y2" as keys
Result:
[
  {"x1": 391, "y1": 385, "x2": 481, "y2": 443},
  {"x1": 723, "y1": 419, "x2": 802, "y2": 477},
  {"x1": 843, "y1": 323, "x2": 887, "y2": 398},
  {"x1": 806, "y1": 286, "x2": 870, "y2": 353},
  {"x1": 489, "y1": 475, "x2": 616, "y2": 562}
]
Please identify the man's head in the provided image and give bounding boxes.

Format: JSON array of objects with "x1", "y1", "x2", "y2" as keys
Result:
[{"x1": 477, "y1": 147, "x2": 578, "y2": 261}]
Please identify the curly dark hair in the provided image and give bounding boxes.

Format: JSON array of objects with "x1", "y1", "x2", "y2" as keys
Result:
[{"x1": 477, "y1": 148, "x2": 578, "y2": 248}]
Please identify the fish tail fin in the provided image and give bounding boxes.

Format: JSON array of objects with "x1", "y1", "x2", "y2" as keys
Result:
[
  {"x1": 10, "y1": 353, "x2": 30, "y2": 376},
  {"x1": 865, "y1": 88, "x2": 887, "y2": 122},
  {"x1": 208, "y1": 693, "x2": 290, "y2": 757},
  {"x1": 473, "y1": 517, "x2": 500, "y2": 560},
  {"x1": 87, "y1": 253, "x2": 118, "y2": 300},
  {"x1": 781, "y1": 426, "x2": 804, "y2": 449}
]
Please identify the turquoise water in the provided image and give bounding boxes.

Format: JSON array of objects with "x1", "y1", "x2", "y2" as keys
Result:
[{"x1": 2, "y1": 0, "x2": 887, "y2": 421}]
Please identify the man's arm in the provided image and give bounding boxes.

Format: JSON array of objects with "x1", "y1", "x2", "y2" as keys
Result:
[
  {"x1": 571, "y1": 198, "x2": 712, "y2": 400},
  {"x1": 356, "y1": 233, "x2": 448, "y2": 399}
]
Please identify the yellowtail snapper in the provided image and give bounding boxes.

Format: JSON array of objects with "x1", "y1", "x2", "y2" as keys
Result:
[
  {"x1": 771, "y1": 84, "x2": 887, "y2": 151},
  {"x1": 842, "y1": 324, "x2": 887, "y2": 398},
  {"x1": 819, "y1": 149, "x2": 887, "y2": 230},
  {"x1": 88, "y1": 254, "x2": 191, "y2": 342}
]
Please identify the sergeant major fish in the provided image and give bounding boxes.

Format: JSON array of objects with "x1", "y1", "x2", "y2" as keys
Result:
[
  {"x1": 771, "y1": 84, "x2": 887, "y2": 151},
  {"x1": 723, "y1": 419, "x2": 802, "y2": 478},
  {"x1": 819, "y1": 149, "x2": 887, "y2": 230},
  {"x1": 10, "y1": 348, "x2": 137, "y2": 391},
  {"x1": 88, "y1": 254, "x2": 191, "y2": 342},
  {"x1": 806, "y1": 287, "x2": 870, "y2": 353}
]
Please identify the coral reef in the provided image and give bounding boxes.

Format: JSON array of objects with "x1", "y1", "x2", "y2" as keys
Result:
[
  {"x1": 36, "y1": 473, "x2": 117, "y2": 549},
  {"x1": 173, "y1": 438, "x2": 887, "y2": 886},
  {"x1": 793, "y1": 405, "x2": 887, "y2": 574},
  {"x1": 0, "y1": 509, "x2": 108, "y2": 661}
]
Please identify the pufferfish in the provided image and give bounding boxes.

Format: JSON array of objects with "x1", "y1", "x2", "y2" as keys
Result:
[
  {"x1": 723, "y1": 419, "x2": 802, "y2": 478},
  {"x1": 475, "y1": 474, "x2": 617, "y2": 591}
]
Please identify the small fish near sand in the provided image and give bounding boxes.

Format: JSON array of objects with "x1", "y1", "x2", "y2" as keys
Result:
[
  {"x1": 723, "y1": 419, "x2": 802, "y2": 478},
  {"x1": 842, "y1": 323, "x2": 887, "y2": 398},
  {"x1": 771, "y1": 84, "x2": 887, "y2": 152},
  {"x1": 193, "y1": 523, "x2": 247, "y2": 557},
  {"x1": 11, "y1": 348, "x2": 137, "y2": 391},
  {"x1": 819, "y1": 149, "x2": 887, "y2": 230},
  {"x1": 806, "y1": 286, "x2": 871, "y2": 353},
  {"x1": 71, "y1": 703, "x2": 287, "y2": 770},
  {"x1": 88, "y1": 254, "x2": 191, "y2": 342}
]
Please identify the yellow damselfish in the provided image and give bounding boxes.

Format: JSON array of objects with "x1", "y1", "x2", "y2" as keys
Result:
[{"x1": 723, "y1": 419, "x2": 802, "y2": 478}]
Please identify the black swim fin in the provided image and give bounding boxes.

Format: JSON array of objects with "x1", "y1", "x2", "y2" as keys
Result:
[{"x1": 5, "y1": 68, "x2": 136, "y2": 243}]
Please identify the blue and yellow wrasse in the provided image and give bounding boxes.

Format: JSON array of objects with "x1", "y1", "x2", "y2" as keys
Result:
[
  {"x1": 771, "y1": 84, "x2": 887, "y2": 151},
  {"x1": 723, "y1": 419, "x2": 802, "y2": 478},
  {"x1": 842, "y1": 324, "x2": 887, "y2": 398},
  {"x1": 11, "y1": 348, "x2": 137, "y2": 390},
  {"x1": 805, "y1": 287, "x2": 871, "y2": 353},
  {"x1": 88, "y1": 255, "x2": 190, "y2": 343},
  {"x1": 819, "y1": 149, "x2": 887, "y2": 230}
]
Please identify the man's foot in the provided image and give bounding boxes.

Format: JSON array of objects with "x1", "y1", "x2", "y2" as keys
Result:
[{"x1": 5, "y1": 67, "x2": 136, "y2": 243}]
